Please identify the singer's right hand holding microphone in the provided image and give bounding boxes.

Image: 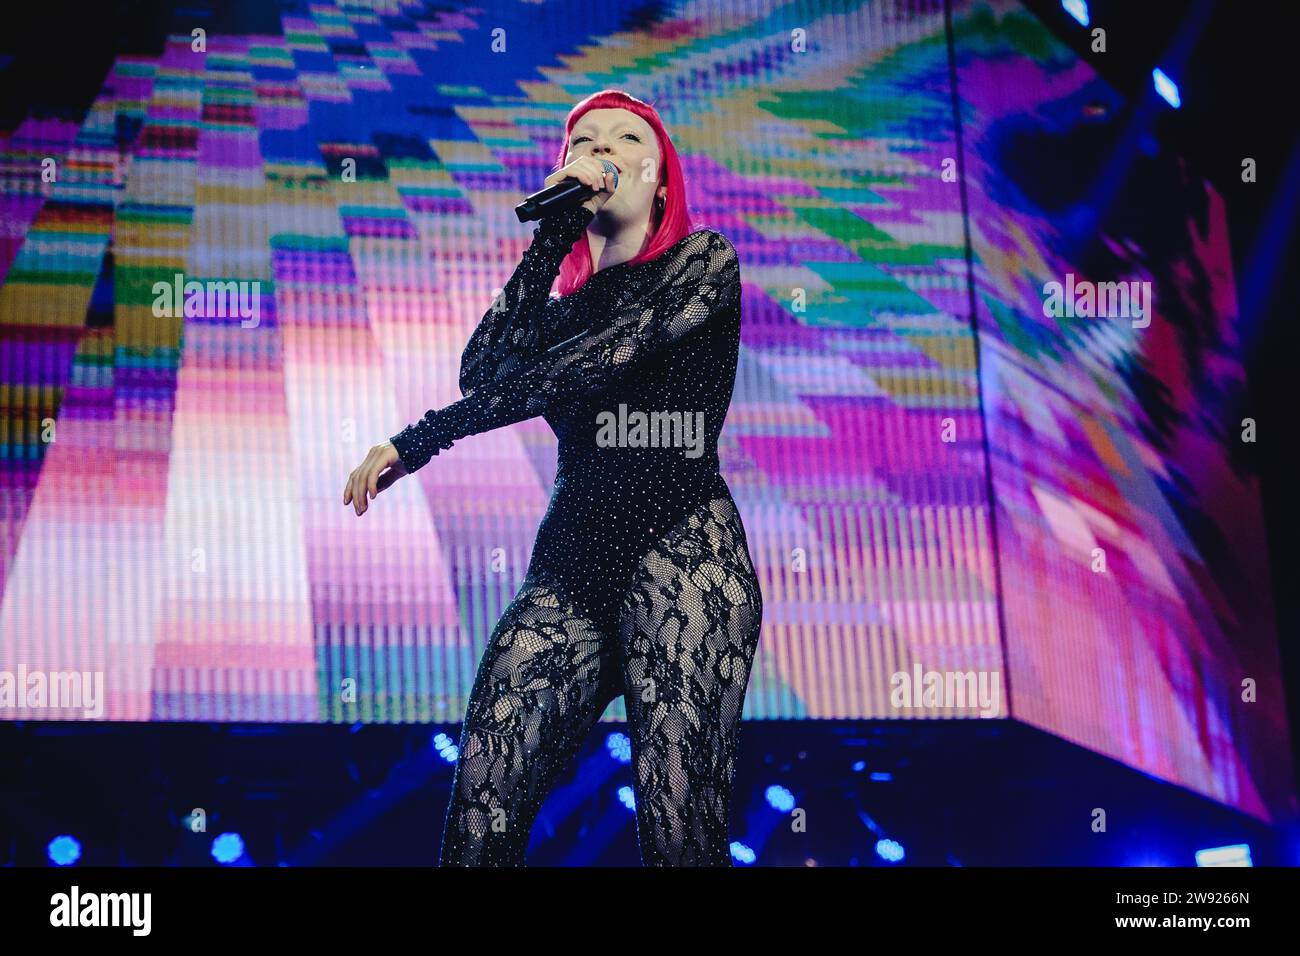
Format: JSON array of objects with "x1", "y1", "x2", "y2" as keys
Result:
[{"x1": 544, "y1": 157, "x2": 616, "y2": 214}]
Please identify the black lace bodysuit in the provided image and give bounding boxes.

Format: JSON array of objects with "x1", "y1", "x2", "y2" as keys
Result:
[{"x1": 390, "y1": 204, "x2": 764, "y2": 866}]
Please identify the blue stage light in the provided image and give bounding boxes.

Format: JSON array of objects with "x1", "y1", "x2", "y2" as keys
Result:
[
  {"x1": 617, "y1": 786, "x2": 636, "y2": 811},
  {"x1": 1153, "y1": 68, "x2": 1181, "y2": 108},
  {"x1": 851, "y1": 760, "x2": 865, "y2": 772},
  {"x1": 211, "y1": 832, "x2": 245, "y2": 864},
  {"x1": 432, "y1": 732, "x2": 459, "y2": 763},
  {"x1": 605, "y1": 732, "x2": 632, "y2": 763},
  {"x1": 765, "y1": 785, "x2": 795, "y2": 812},
  {"x1": 47, "y1": 835, "x2": 81, "y2": 866},
  {"x1": 876, "y1": 838, "x2": 905, "y2": 863},
  {"x1": 1061, "y1": 0, "x2": 1089, "y2": 27},
  {"x1": 869, "y1": 771, "x2": 892, "y2": 782},
  {"x1": 730, "y1": 841, "x2": 756, "y2": 865},
  {"x1": 1196, "y1": 844, "x2": 1253, "y2": 867}
]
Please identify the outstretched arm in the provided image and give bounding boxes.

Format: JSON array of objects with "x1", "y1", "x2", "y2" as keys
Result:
[
  {"x1": 389, "y1": 228, "x2": 740, "y2": 472},
  {"x1": 457, "y1": 204, "x2": 595, "y2": 398}
]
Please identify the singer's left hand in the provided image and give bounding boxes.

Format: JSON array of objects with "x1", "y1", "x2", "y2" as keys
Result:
[{"x1": 544, "y1": 156, "x2": 616, "y2": 214}]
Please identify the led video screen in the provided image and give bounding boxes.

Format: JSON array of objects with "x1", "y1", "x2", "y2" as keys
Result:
[{"x1": 0, "y1": 0, "x2": 1285, "y2": 822}]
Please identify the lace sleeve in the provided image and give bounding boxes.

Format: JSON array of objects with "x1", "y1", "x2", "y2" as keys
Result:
[
  {"x1": 389, "y1": 228, "x2": 740, "y2": 473},
  {"x1": 457, "y1": 204, "x2": 595, "y2": 398}
]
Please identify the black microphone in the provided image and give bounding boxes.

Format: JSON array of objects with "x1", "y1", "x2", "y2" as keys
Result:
[{"x1": 515, "y1": 159, "x2": 619, "y2": 222}]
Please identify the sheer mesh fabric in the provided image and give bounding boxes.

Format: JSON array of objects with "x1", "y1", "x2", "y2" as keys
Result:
[
  {"x1": 439, "y1": 493, "x2": 762, "y2": 867},
  {"x1": 617, "y1": 494, "x2": 763, "y2": 866},
  {"x1": 439, "y1": 581, "x2": 617, "y2": 867}
]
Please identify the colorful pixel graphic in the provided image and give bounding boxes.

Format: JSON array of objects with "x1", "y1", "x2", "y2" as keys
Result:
[{"x1": 954, "y1": 0, "x2": 1288, "y2": 822}]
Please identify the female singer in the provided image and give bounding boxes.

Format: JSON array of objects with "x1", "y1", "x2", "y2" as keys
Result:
[{"x1": 343, "y1": 90, "x2": 762, "y2": 866}]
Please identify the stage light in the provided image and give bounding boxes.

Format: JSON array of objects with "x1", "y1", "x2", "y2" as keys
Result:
[
  {"x1": 1152, "y1": 68, "x2": 1181, "y2": 108},
  {"x1": 617, "y1": 786, "x2": 636, "y2": 811},
  {"x1": 870, "y1": 771, "x2": 892, "y2": 782},
  {"x1": 432, "y1": 732, "x2": 459, "y2": 763},
  {"x1": 1196, "y1": 844, "x2": 1253, "y2": 867},
  {"x1": 1061, "y1": 0, "x2": 1089, "y2": 27},
  {"x1": 876, "y1": 838, "x2": 905, "y2": 863},
  {"x1": 730, "y1": 841, "x2": 756, "y2": 865},
  {"x1": 765, "y1": 785, "x2": 795, "y2": 812},
  {"x1": 605, "y1": 732, "x2": 632, "y2": 764},
  {"x1": 211, "y1": 832, "x2": 245, "y2": 864},
  {"x1": 852, "y1": 760, "x2": 866, "y2": 772},
  {"x1": 47, "y1": 835, "x2": 81, "y2": 866}
]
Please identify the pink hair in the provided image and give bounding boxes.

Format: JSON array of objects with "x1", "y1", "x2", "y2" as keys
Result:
[{"x1": 551, "y1": 90, "x2": 696, "y2": 297}]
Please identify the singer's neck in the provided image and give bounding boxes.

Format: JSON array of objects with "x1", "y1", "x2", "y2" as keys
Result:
[{"x1": 583, "y1": 212, "x2": 654, "y2": 273}]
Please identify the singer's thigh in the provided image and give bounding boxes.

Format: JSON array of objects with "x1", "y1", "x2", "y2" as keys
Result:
[
  {"x1": 441, "y1": 576, "x2": 619, "y2": 866},
  {"x1": 616, "y1": 495, "x2": 764, "y2": 866}
]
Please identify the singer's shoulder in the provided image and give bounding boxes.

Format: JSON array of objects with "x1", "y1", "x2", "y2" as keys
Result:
[
  {"x1": 674, "y1": 229, "x2": 739, "y2": 281},
  {"x1": 681, "y1": 226, "x2": 732, "y2": 247},
  {"x1": 676, "y1": 228, "x2": 737, "y2": 262}
]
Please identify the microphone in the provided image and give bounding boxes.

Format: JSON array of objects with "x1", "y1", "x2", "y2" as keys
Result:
[{"x1": 515, "y1": 159, "x2": 619, "y2": 222}]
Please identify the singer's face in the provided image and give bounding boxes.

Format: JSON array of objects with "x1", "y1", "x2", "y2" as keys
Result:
[{"x1": 564, "y1": 108, "x2": 662, "y2": 224}]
